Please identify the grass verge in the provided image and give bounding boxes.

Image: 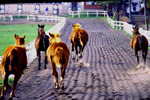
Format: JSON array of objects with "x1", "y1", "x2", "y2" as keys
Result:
[{"x1": 0, "y1": 24, "x2": 53, "y2": 56}]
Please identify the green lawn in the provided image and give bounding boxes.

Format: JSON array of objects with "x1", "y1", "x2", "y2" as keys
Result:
[
  {"x1": 0, "y1": 24, "x2": 53, "y2": 56},
  {"x1": 0, "y1": 24, "x2": 53, "y2": 88}
]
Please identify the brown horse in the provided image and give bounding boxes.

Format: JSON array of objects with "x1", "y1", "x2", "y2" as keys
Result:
[
  {"x1": 70, "y1": 23, "x2": 88, "y2": 61},
  {"x1": 130, "y1": 26, "x2": 148, "y2": 64},
  {"x1": 35, "y1": 24, "x2": 49, "y2": 70},
  {"x1": 0, "y1": 34, "x2": 27, "y2": 100},
  {"x1": 46, "y1": 32, "x2": 70, "y2": 89}
]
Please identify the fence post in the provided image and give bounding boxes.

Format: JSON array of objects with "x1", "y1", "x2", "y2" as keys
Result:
[
  {"x1": 72, "y1": 11, "x2": 74, "y2": 18},
  {"x1": 104, "y1": 11, "x2": 106, "y2": 17},
  {"x1": 96, "y1": 10, "x2": 98, "y2": 17},
  {"x1": 27, "y1": 15, "x2": 29, "y2": 21},
  {"x1": 78, "y1": 10, "x2": 80, "y2": 18},
  {"x1": 87, "y1": 11, "x2": 89, "y2": 17},
  {"x1": 10, "y1": 15, "x2": 13, "y2": 21},
  {"x1": 34, "y1": 15, "x2": 36, "y2": 21}
]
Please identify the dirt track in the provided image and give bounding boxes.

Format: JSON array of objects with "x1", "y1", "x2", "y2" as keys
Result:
[{"x1": 4, "y1": 18, "x2": 150, "y2": 100}]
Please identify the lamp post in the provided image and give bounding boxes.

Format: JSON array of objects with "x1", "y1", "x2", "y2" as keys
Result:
[
  {"x1": 144, "y1": 0, "x2": 149, "y2": 30},
  {"x1": 129, "y1": 0, "x2": 132, "y2": 24}
]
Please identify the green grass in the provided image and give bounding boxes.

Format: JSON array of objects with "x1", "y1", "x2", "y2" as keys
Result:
[
  {"x1": 0, "y1": 24, "x2": 53, "y2": 88},
  {"x1": 0, "y1": 77, "x2": 13, "y2": 89},
  {"x1": 0, "y1": 24, "x2": 53, "y2": 56}
]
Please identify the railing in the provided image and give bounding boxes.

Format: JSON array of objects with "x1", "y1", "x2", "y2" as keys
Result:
[
  {"x1": 0, "y1": 17, "x2": 66, "y2": 65},
  {"x1": 106, "y1": 14, "x2": 150, "y2": 46},
  {"x1": 0, "y1": 15, "x2": 13, "y2": 21},
  {"x1": 27, "y1": 15, "x2": 64, "y2": 22},
  {"x1": 24, "y1": 17, "x2": 66, "y2": 65},
  {"x1": 69, "y1": 10, "x2": 107, "y2": 18}
]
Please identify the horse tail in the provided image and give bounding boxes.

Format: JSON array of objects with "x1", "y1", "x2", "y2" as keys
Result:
[
  {"x1": 138, "y1": 36, "x2": 144, "y2": 50},
  {"x1": 78, "y1": 32, "x2": 84, "y2": 46},
  {"x1": 55, "y1": 47, "x2": 65, "y2": 67},
  {"x1": 9, "y1": 49, "x2": 18, "y2": 71},
  {"x1": 78, "y1": 30, "x2": 88, "y2": 47}
]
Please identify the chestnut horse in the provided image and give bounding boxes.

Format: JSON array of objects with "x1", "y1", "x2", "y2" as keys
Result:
[
  {"x1": 0, "y1": 34, "x2": 27, "y2": 100},
  {"x1": 130, "y1": 26, "x2": 148, "y2": 64},
  {"x1": 35, "y1": 24, "x2": 49, "y2": 70},
  {"x1": 70, "y1": 23, "x2": 88, "y2": 61},
  {"x1": 46, "y1": 32, "x2": 70, "y2": 89}
]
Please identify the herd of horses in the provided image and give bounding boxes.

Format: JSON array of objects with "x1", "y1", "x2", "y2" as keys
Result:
[{"x1": 0, "y1": 23, "x2": 148, "y2": 100}]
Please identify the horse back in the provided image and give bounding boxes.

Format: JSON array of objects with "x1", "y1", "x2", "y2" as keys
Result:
[
  {"x1": 130, "y1": 35, "x2": 148, "y2": 50},
  {"x1": 47, "y1": 42, "x2": 70, "y2": 67},
  {"x1": 70, "y1": 28, "x2": 88, "y2": 45},
  {"x1": 1, "y1": 45, "x2": 27, "y2": 75},
  {"x1": 78, "y1": 29, "x2": 88, "y2": 45}
]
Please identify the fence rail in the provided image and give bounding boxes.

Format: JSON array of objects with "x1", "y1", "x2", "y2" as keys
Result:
[
  {"x1": 106, "y1": 14, "x2": 150, "y2": 46},
  {"x1": 0, "y1": 17, "x2": 66, "y2": 65},
  {"x1": 27, "y1": 15, "x2": 64, "y2": 22},
  {"x1": 0, "y1": 15, "x2": 13, "y2": 21},
  {"x1": 69, "y1": 10, "x2": 107, "y2": 18}
]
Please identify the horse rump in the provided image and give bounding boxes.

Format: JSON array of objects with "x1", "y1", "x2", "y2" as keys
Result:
[{"x1": 9, "y1": 48, "x2": 18, "y2": 71}]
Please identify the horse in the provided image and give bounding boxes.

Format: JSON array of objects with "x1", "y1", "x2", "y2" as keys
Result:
[
  {"x1": 130, "y1": 26, "x2": 148, "y2": 64},
  {"x1": 0, "y1": 34, "x2": 27, "y2": 100},
  {"x1": 46, "y1": 32, "x2": 70, "y2": 89},
  {"x1": 35, "y1": 24, "x2": 49, "y2": 70},
  {"x1": 70, "y1": 23, "x2": 88, "y2": 61}
]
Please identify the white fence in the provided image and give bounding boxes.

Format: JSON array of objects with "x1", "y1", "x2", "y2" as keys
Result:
[
  {"x1": 106, "y1": 14, "x2": 150, "y2": 46},
  {"x1": 69, "y1": 10, "x2": 107, "y2": 18},
  {"x1": 69, "y1": 10, "x2": 150, "y2": 46},
  {"x1": 0, "y1": 15, "x2": 13, "y2": 21},
  {"x1": 27, "y1": 15, "x2": 64, "y2": 22},
  {"x1": 24, "y1": 17, "x2": 66, "y2": 65},
  {"x1": 0, "y1": 17, "x2": 66, "y2": 65}
]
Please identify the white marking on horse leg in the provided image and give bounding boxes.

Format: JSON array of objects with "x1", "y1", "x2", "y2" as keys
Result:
[{"x1": 60, "y1": 76, "x2": 64, "y2": 89}]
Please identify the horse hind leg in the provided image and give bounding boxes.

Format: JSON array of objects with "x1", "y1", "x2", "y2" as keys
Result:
[
  {"x1": 71, "y1": 43, "x2": 75, "y2": 60},
  {"x1": 75, "y1": 46, "x2": 79, "y2": 61},
  {"x1": 38, "y1": 51, "x2": 41, "y2": 70},
  {"x1": 0, "y1": 73, "x2": 9, "y2": 99},
  {"x1": 135, "y1": 50, "x2": 139, "y2": 64},
  {"x1": 9, "y1": 74, "x2": 21, "y2": 100},
  {"x1": 60, "y1": 65, "x2": 66, "y2": 89},
  {"x1": 44, "y1": 51, "x2": 47, "y2": 69},
  {"x1": 51, "y1": 59, "x2": 59, "y2": 89},
  {"x1": 143, "y1": 50, "x2": 147, "y2": 65},
  {"x1": 79, "y1": 45, "x2": 85, "y2": 59},
  {"x1": 79, "y1": 46, "x2": 83, "y2": 58}
]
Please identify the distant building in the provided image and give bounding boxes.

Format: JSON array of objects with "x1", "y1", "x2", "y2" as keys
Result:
[
  {"x1": 0, "y1": 2, "x2": 104, "y2": 15},
  {"x1": 125, "y1": 0, "x2": 143, "y2": 15}
]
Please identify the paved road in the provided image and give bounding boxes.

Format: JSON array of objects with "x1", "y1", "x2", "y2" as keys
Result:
[{"x1": 5, "y1": 18, "x2": 150, "y2": 100}]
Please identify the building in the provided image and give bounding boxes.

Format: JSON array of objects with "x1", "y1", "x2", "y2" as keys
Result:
[{"x1": 0, "y1": 2, "x2": 104, "y2": 15}]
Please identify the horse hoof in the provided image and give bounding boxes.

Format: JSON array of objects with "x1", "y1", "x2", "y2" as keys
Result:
[
  {"x1": 61, "y1": 86, "x2": 64, "y2": 89},
  {"x1": 0, "y1": 96, "x2": 4, "y2": 100},
  {"x1": 8, "y1": 97, "x2": 13, "y2": 100},
  {"x1": 44, "y1": 67, "x2": 47, "y2": 69},
  {"x1": 79, "y1": 55, "x2": 82, "y2": 58},
  {"x1": 72, "y1": 57, "x2": 75, "y2": 60},
  {"x1": 55, "y1": 85, "x2": 60, "y2": 89},
  {"x1": 38, "y1": 68, "x2": 40, "y2": 70}
]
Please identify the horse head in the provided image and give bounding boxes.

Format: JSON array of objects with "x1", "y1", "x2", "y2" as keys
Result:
[
  {"x1": 49, "y1": 32, "x2": 61, "y2": 44},
  {"x1": 14, "y1": 34, "x2": 26, "y2": 45},
  {"x1": 38, "y1": 24, "x2": 45, "y2": 36},
  {"x1": 72, "y1": 23, "x2": 81, "y2": 30},
  {"x1": 132, "y1": 25, "x2": 140, "y2": 36}
]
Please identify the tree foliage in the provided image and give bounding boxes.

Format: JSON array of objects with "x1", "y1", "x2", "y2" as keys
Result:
[{"x1": 96, "y1": 0, "x2": 120, "y2": 6}]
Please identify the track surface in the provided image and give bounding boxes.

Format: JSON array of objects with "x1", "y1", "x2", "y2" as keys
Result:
[{"x1": 5, "y1": 19, "x2": 150, "y2": 100}]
